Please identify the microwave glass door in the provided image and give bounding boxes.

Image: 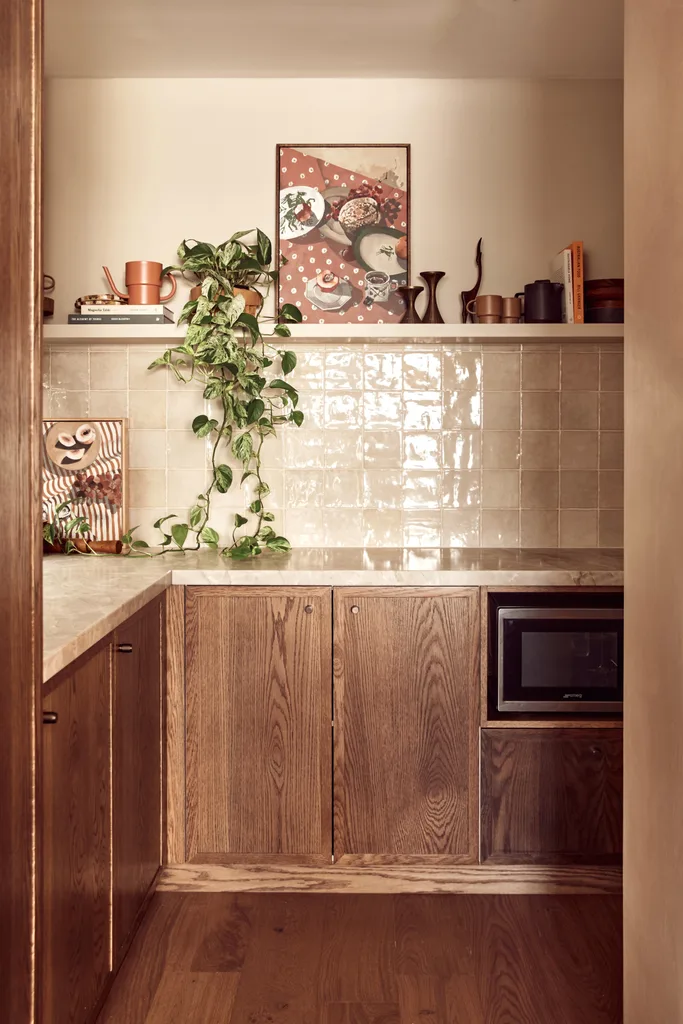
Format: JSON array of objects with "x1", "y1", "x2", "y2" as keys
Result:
[{"x1": 498, "y1": 608, "x2": 624, "y2": 713}]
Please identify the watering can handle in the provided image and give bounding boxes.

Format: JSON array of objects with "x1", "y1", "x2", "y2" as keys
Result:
[
  {"x1": 160, "y1": 272, "x2": 177, "y2": 304},
  {"x1": 102, "y1": 266, "x2": 128, "y2": 300}
]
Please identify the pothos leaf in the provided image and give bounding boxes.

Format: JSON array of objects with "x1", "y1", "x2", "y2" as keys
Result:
[
  {"x1": 246, "y1": 398, "x2": 265, "y2": 424},
  {"x1": 234, "y1": 513, "x2": 248, "y2": 528},
  {"x1": 171, "y1": 522, "x2": 189, "y2": 549},
  {"x1": 280, "y1": 350, "x2": 297, "y2": 375},
  {"x1": 200, "y1": 526, "x2": 219, "y2": 548},
  {"x1": 290, "y1": 409, "x2": 304, "y2": 427},
  {"x1": 266, "y1": 536, "x2": 291, "y2": 553},
  {"x1": 279, "y1": 302, "x2": 303, "y2": 323},
  {"x1": 154, "y1": 514, "x2": 177, "y2": 530},
  {"x1": 215, "y1": 464, "x2": 233, "y2": 494},
  {"x1": 232, "y1": 432, "x2": 253, "y2": 464}
]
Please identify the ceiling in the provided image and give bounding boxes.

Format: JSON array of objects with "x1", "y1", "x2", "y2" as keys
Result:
[{"x1": 45, "y1": 0, "x2": 624, "y2": 79}]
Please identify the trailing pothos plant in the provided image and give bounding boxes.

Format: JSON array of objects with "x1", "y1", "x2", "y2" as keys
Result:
[{"x1": 130, "y1": 230, "x2": 304, "y2": 560}]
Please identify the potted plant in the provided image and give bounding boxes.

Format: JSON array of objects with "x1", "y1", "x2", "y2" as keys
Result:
[{"x1": 139, "y1": 230, "x2": 304, "y2": 560}]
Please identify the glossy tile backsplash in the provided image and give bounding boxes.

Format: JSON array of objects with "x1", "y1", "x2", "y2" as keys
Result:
[{"x1": 43, "y1": 340, "x2": 624, "y2": 548}]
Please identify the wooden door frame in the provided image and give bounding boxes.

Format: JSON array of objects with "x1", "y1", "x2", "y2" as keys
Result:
[{"x1": 0, "y1": 0, "x2": 43, "y2": 1021}]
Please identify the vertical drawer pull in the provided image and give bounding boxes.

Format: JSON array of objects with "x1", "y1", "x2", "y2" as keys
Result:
[{"x1": 116, "y1": 643, "x2": 134, "y2": 654}]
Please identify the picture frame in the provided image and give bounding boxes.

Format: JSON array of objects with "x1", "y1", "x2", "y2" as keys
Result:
[{"x1": 276, "y1": 143, "x2": 411, "y2": 325}]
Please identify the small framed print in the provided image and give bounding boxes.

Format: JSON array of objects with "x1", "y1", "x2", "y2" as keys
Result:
[
  {"x1": 276, "y1": 143, "x2": 410, "y2": 325},
  {"x1": 42, "y1": 418, "x2": 127, "y2": 543}
]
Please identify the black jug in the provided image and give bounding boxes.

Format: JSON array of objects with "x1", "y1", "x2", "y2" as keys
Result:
[{"x1": 516, "y1": 280, "x2": 563, "y2": 324}]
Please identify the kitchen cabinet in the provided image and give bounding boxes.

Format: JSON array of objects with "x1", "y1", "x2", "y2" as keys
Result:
[
  {"x1": 333, "y1": 588, "x2": 480, "y2": 861},
  {"x1": 112, "y1": 596, "x2": 163, "y2": 965},
  {"x1": 42, "y1": 640, "x2": 112, "y2": 1024},
  {"x1": 185, "y1": 587, "x2": 332, "y2": 860},
  {"x1": 480, "y1": 728, "x2": 623, "y2": 864}
]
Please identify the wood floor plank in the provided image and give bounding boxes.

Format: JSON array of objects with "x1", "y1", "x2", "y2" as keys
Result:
[
  {"x1": 396, "y1": 975, "x2": 446, "y2": 1022},
  {"x1": 318, "y1": 896, "x2": 398, "y2": 1004},
  {"x1": 145, "y1": 971, "x2": 239, "y2": 1024},
  {"x1": 394, "y1": 895, "x2": 476, "y2": 977},
  {"x1": 190, "y1": 894, "x2": 253, "y2": 972},
  {"x1": 442, "y1": 974, "x2": 486, "y2": 1023},
  {"x1": 325, "y1": 1006, "x2": 401, "y2": 1024}
]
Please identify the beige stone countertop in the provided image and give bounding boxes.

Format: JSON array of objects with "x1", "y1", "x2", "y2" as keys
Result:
[{"x1": 43, "y1": 547, "x2": 623, "y2": 683}]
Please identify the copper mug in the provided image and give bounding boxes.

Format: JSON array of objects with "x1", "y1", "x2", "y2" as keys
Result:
[
  {"x1": 466, "y1": 294, "x2": 502, "y2": 324},
  {"x1": 502, "y1": 296, "x2": 522, "y2": 324},
  {"x1": 103, "y1": 261, "x2": 176, "y2": 305}
]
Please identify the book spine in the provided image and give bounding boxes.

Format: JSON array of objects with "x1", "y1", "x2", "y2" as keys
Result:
[
  {"x1": 563, "y1": 248, "x2": 575, "y2": 324},
  {"x1": 571, "y1": 241, "x2": 585, "y2": 324},
  {"x1": 79, "y1": 305, "x2": 171, "y2": 316},
  {"x1": 67, "y1": 315, "x2": 171, "y2": 324}
]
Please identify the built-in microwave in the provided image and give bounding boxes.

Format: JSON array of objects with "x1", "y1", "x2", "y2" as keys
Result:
[{"x1": 490, "y1": 592, "x2": 624, "y2": 714}]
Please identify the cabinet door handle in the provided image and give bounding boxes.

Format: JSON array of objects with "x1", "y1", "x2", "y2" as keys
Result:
[
  {"x1": 43, "y1": 711, "x2": 58, "y2": 725},
  {"x1": 590, "y1": 746, "x2": 602, "y2": 757},
  {"x1": 116, "y1": 643, "x2": 134, "y2": 654},
  {"x1": 350, "y1": 605, "x2": 360, "y2": 615}
]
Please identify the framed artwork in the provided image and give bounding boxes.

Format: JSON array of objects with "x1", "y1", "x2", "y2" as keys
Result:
[
  {"x1": 42, "y1": 418, "x2": 127, "y2": 543},
  {"x1": 276, "y1": 144, "x2": 410, "y2": 324}
]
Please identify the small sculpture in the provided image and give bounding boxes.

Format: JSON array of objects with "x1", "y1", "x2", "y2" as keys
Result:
[
  {"x1": 396, "y1": 285, "x2": 423, "y2": 324},
  {"x1": 461, "y1": 238, "x2": 483, "y2": 324},
  {"x1": 420, "y1": 271, "x2": 446, "y2": 324}
]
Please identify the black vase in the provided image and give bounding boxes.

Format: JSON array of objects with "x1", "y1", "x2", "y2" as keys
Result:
[
  {"x1": 396, "y1": 285, "x2": 423, "y2": 324},
  {"x1": 420, "y1": 271, "x2": 446, "y2": 324}
]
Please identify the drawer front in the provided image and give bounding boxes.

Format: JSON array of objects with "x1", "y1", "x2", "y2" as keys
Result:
[{"x1": 481, "y1": 728, "x2": 623, "y2": 864}]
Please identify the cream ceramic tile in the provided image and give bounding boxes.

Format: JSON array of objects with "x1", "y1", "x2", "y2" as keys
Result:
[
  {"x1": 403, "y1": 352, "x2": 441, "y2": 390},
  {"x1": 443, "y1": 351, "x2": 482, "y2": 391},
  {"x1": 288, "y1": 350, "x2": 324, "y2": 390},
  {"x1": 521, "y1": 471, "x2": 559, "y2": 510},
  {"x1": 323, "y1": 508, "x2": 365, "y2": 547},
  {"x1": 50, "y1": 348, "x2": 89, "y2": 390},
  {"x1": 403, "y1": 392, "x2": 442, "y2": 431},
  {"x1": 129, "y1": 429, "x2": 167, "y2": 470},
  {"x1": 443, "y1": 471, "x2": 481, "y2": 509},
  {"x1": 482, "y1": 351, "x2": 520, "y2": 391},
  {"x1": 166, "y1": 390, "x2": 205, "y2": 430},
  {"x1": 600, "y1": 392, "x2": 624, "y2": 430},
  {"x1": 521, "y1": 510, "x2": 558, "y2": 547},
  {"x1": 260, "y1": 431, "x2": 285, "y2": 469},
  {"x1": 284, "y1": 427, "x2": 325, "y2": 469},
  {"x1": 363, "y1": 509, "x2": 403, "y2": 547},
  {"x1": 42, "y1": 352, "x2": 50, "y2": 390},
  {"x1": 600, "y1": 432, "x2": 624, "y2": 470},
  {"x1": 128, "y1": 469, "x2": 166, "y2": 508},
  {"x1": 166, "y1": 429, "x2": 209, "y2": 471},
  {"x1": 129, "y1": 348, "x2": 167, "y2": 391},
  {"x1": 522, "y1": 352, "x2": 559, "y2": 391},
  {"x1": 560, "y1": 431, "x2": 599, "y2": 470},
  {"x1": 560, "y1": 471, "x2": 598, "y2": 509},
  {"x1": 90, "y1": 350, "x2": 128, "y2": 391},
  {"x1": 561, "y1": 352, "x2": 599, "y2": 390},
  {"x1": 443, "y1": 431, "x2": 481, "y2": 470},
  {"x1": 522, "y1": 392, "x2": 559, "y2": 430},
  {"x1": 560, "y1": 510, "x2": 598, "y2": 548},
  {"x1": 561, "y1": 391, "x2": 599, "y2": 430},
  {"x1": 600, "y1": 352, "x2": 624, "y2": 391},
  {"x1": 325, "y1": 351, "x2": 362, "y2": 390},
  {"x1": 363, "y1": 391, "x2": 402, "y2": 429},
  {"x1": 442, "y1": 509, "x2": 481, "y2": 547},
  {"x1": 402, "y1": 472, "x2": 441, "y2": 509},
  {"x1": 257, "y1": 470, "x2": 284, "y2": 510},
  {"x1": 402, "y1": 512, "x2": 442, "y2": 547},
  {"x1": 482, "y1": 471, "x2": 519, "y2": 509},
  {"x1": 443, "y1": 391, "x2": 482, "y2": 430},
  {"x1": 482, "y1": 510, "x2": 520, "y2": 547},
  {"x1": 324, "y1": 431, "x2": 363, "y2": 468},
  {"x1": 89, "y1": 391, "x2": 128, "y2": 419},
  {"x1": 482, "y1": 431, "x2": 520, "y2": 470},
  {"x1": 403, "y1": 433, "x2": 441, "y2": 470},
  {"x1": 364, "y1": 352, "x2": 402, "y2": 390},
  {"x1": 363, "y1": 430, "x2": 402, "y2": 468},
  {"x1": 283, "y1": 508, "x2": 324, "y2": 546},
  {"x1": 167, "y1": 469, "x2": 208, "y2": 508},
  {"x1": 599, "y1": 509, "x2": 624, "y2": 547},
  {"x1": 285, "y1": 470, "x2": 324, "y2": 508},
  {"x1": 129, "y1": 390, "x2": 167, "y2": 429},
  {"x1": 324, "y1": 470, "x2": 362, "y2": 508},
  {"x1": 520, "y1": 431, "x2": 559, "y2": 471},
  {"x1": 126, "y1": 509, "x2": 168, "y2": 546},
  {"x1": 298, "y1": 392, "x2": 325, "y2": 430},
  {"x1": 364, "y1": 468, "x2": 403, "y2": 509},
  {"x1": 50, "y1": 391, "x2": 89, "y2": 417},
  {"x1": 482, "y1": 391, "x2": 520, "y2": 430},
  {"x1": 599, "y1": 471, "x2": 624, "y2": 509}
]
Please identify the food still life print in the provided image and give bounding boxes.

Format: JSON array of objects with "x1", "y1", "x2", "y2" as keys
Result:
[
  {"x1": 42, "y1": 418, "x2": 127, "y2": 546},
  {"x1": 277, "y1": 144, "x2": 410, "y2": 324}
]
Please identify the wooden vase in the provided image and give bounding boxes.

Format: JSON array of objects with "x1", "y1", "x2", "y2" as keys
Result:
[
  {"x1": 396, "y1": 285, "x2": 423, "y2": 324},
  {"x1": 420, "y1": 271, "x2": 446, "y2": 324}
]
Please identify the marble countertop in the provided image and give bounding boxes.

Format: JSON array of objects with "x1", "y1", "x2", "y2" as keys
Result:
[{"x1": 43, "y1": 547, "x2": 623, "y2": 683}]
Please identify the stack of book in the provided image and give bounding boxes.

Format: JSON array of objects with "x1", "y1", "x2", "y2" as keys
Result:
[
  {"x1": 550, "y1": 241, "x2": 584, "y2": 324},
  {"x1": 68, "y1": 304, "x2": 175, "y2": 325}
]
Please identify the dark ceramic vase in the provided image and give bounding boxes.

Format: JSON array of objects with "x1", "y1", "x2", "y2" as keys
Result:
[
  {"x1": 420, "y1": 271, "x2": 446, "y2": 324},
  {"x1": 396, "y1": 285, "x2": 423, "y2": 324}
]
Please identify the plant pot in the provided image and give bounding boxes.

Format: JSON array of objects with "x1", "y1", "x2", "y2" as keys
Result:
[{"x1": 189, "y1": 284, "x2": 263, "y2": 317}]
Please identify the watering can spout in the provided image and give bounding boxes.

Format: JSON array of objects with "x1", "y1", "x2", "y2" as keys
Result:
[
  {"x1": 102, "y1": 262, "x2": 176, "y2": 305},
  {"x1": 102, "y1": 266, "x2": 128, "y2": 300}
]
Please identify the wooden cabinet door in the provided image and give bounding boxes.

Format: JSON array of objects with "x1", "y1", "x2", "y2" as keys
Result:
[
  {"x1": 112, "y1": 597, "x2": 163, "y2": 964},
  {"x1": 42, "y1": 642, "x2": 112, "y2": 1024},
  {"x1": 481, "y1": 728, "x2": 623, "y2": 864},
  {"x1": 185, "y1": 587, "x2": 332, "y2": 860},
  {"x1": 333, "y1": 588, "x2": 480, "y2": 861}
]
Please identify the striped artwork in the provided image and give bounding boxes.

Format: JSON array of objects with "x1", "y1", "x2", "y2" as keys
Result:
[{"x1": 42, "y1": 418, "x2": 127, "y2": 542}]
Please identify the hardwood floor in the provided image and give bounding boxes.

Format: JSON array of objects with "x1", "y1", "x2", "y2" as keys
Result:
[{"x1": 97, "y1": 893, "x2": 622, "y2": 1023}]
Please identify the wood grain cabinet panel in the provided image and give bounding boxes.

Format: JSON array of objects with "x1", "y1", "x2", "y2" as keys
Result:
[
  {"x1": 42, "y1": 643, "x2": 112, "y2": 1024},
  {"x1": 481, "y1": 728, "x2": 623, "y2": 864},
  {"x1": 185, "y1": 587, "x2": 332, "y2": 860},
  {"x1": 333, "y1": 588, "x2": 480, "y2": 861},
  {"x1": 112, "y1": 597, "x2": 163, "y2": 964}
]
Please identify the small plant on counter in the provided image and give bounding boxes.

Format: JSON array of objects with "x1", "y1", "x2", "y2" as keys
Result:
[
  {"x1": 141, "y1": 230, "x2": 303, "y2": 560},
  {"x1": 43, "y1": 502, "x2": 93, "y2": 554}
]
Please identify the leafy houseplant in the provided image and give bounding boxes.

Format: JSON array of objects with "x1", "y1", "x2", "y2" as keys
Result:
[{"x1": 143, "y1": 230, "x2": 304, "y2": 560}]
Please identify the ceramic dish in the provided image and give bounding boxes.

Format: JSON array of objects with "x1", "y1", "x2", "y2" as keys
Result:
[
  {"x1": 279, "y1": 186, "x2": 326, "y2": 240},
  {"x1": 353, "y1": 225, "x2": 408, "y2": 279}
]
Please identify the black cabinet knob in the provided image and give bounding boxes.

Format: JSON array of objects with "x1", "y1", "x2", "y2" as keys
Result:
[
  {"x1": 43, "y1": 711, "x2": 58, "y2": 725},
  {"x1": 116, "y1": 643, "x2": 134, "y2": 653}
]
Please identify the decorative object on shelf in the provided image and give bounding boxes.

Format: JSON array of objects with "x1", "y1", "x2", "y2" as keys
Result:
[
  {"x1": 461, "y1": 237, "x2": 483, "y2": 323},
  {"x1": 42, "y1": 418, "x2": 127, "y2": 553},
  {"x1": 396, "y1": 284, "x2": 423, "y2": 324},
  {"x1": 276, "y1": 144, "x2": 410, "y2": 324},
  {"x1": 585, "y1": 278, "x2": 624, "y2": 323},
  {"x1": 144, "y1": 230, "x2": 303, "y2": 561},
  {"x1": 103, "y1": 260, "x2": 177, "y2": 306},
  {"x1": 43, "y1": 274, "x2": 55, "y2": 318},
  {"x1": 420, "y1": 270, "x2": 446, "y2": 324},
  {"x1": 75, "y1": 293, "x2": 127, "y2": 309},
  {"x1": 501, "y1": 296, "x2": 522, "y2": 324},
  {"x1": 466, "y1": 293, "x2": 503, "y2": 324},
  {"x1": 516, "y1": 280, "x2": 563, "y2": 324},
  {"x1": 69, "y1": 300, "x2": 174, "y2": 326}
]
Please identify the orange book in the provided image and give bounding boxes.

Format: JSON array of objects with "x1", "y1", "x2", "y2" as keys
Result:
[{"x1": 570, "y1": 241, "x2": 584, "y2": 323}]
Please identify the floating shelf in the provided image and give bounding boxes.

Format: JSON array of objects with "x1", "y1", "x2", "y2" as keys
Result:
[{"x1": 43, "y1": 323, "x2": 624, "y2": 345}]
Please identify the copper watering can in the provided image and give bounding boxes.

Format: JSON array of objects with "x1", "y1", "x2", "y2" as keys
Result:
[{"x1": 102, "y1": 261, "x2": 176, "y2": 305}]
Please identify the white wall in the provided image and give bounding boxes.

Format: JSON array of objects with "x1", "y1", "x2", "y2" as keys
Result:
[{"x1": 44, "y1": 78, "x2": 623, "y2": 323}]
